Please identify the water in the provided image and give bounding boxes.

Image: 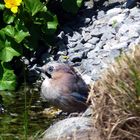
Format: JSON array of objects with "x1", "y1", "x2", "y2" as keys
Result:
[{"x1": 0, "y1": 86, "x2": 54, "y2": 140}]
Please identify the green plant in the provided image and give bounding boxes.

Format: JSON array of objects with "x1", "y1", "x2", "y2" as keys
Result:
[
  {"x1": 0, "y1": 0, "x2": 58, "y2": 90},
  {"x1": 112, "y1": 19, "x2": 118, "y2": 28},
  {"x1": 0, "y1": 0, "x2": 83, "y2": 91},
  {"x1": 91, "y1": 45, "x2": 140, "y2": 139}
]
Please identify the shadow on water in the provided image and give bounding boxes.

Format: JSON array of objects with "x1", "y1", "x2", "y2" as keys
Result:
[{"x1": 0, "y1": 86, "x2": 55, "y2": 140}]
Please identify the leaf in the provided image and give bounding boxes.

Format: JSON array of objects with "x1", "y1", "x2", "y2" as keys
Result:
[
  {"x1": 3, "y1": 11, "x2": 15, "y2": 24},
  {"x1": 0, "y1": 4, "x2": 5, "y2": 10},
  {"x1": 0, "y1": 42, "x2": 21, "y2": 62},
  {"x1": 0, "y1": 30, "x2": 6, "y2": 49},
  {"x1": 14, "y1": 30, "x2": 30, "y2": 43},
  {"x1": 47, "y1": 15, "x2": 58, "y2": 30},
  {"x1": 0, "y1": 63, "x2": 16, "y2": 90},
  {"x1": 77, "y1": 0, "x2": 83, "y2": 7},
  {"x1": 2, "y1": 25, "x2": 30, "y2": 43},
  {"x1": 0, "y1": 63, "x2": 3, "y2": 80},
  {"x1": 24, "y1": 0, "x2": 44, "y2": 16},
  {"x1": 2, "y1": 25, "x2": 15, "y2": 38}
]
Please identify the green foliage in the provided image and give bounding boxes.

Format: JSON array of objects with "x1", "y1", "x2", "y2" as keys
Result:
[
  {"x1": 0, "y1": 62, "x2": 16, "y2": 90},
  {"x1": 0, "y1": 0, "x2": 83, "y2": 90},
  {"x1": 0, "y1": 0, "x2": 58, "y2": 90},
  {"x1": 24, "y1": 0, "x2": 44, "y2": 16}
]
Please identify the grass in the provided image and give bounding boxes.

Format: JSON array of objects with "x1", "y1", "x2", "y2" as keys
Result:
[{"x1": 90, "y1": 45, "x2": 140, "y2": 139}]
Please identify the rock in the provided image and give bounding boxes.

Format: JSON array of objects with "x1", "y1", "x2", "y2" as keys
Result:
[
  {"x1": 128, "y1": 37, "x2": 140, "y2": 48},
  {"x1": 81, "y1": 74, "x2": 92, "y2": 85},
  {"x1": 108, "y1": 13, "x2": 127, "y2": 25},
  {"x1": 118, "y1": 24, "x2": 129, "y2": 35},
  {"x1": 42, "y1": 117, "x2": 102, "y2": 140},
  {"x1": 88, "y1": 37, "x2": 100, "y2": 45},
  {"x1": 21, "y1": 56, "x2": 29, "y2": 65},
  {"x1": 75, "y1": 43, "x2": 84, "y2": 50},
  {"x1": 119, "y1": 36, "x2": 129, "y2": 42},
  {"x1": 68, "y1": 44, "x2": 84, "y2": 54},
  {"x1": 129, "y1": 7, "x2": 140, "y2": 18},
  {"x1": 82, "y1": 106, "x2": 94, "y2": 117},
  {"x1": 69, "y1": 52, "x2": 84, "y2": 62},
  {"x1": 90, "y1": 28, "x2": 103, "y2": 37},
  {"x1": 83, "y1": 34, "x2": 92, "y2": 42},
  {"x1": 126, "y1": 0, "x2": 137, "y2": 8},
  {"x1": 101, "y1": 32, "x2": 114, "y2": 41},
  {"x1": 96, "y1": 41, "x2": 105, "y2": 49},
  {"x1": 84, "y1": 18, "x2": 91, "y2": 25},
  {"x1": 84, "y1": 0, "x2": 94, "y2": 9},
  {"x1": 82, "y1": 59, "x2": 95, "y2": 72},
  {"x1": 69, "y1": 32, "x2": 81, "y2": 42},
  {"x1": 67, "y1": 42, "x2": 77, "y2": 48},
  {"x1": 57, "y1": 31, "x2": 65, "y2": 39},
  {"x1": 92, "y1": 58, "x2": 101, "y2": 65},
  {"x1": 104, "y1": 41, "x2": 128, "y2": 50},
  {"x1": 84, "y1": 42, "x2": 93, "y2": 48},
  {"x1": 97, "y1": 10, "x2": 105, "y2": 19},
  {"x1": 110, "y1": 49, "x2": 121, "y2": 59},
  {"x1": 87, "y1": 50, "x2": 98, "y2": 59},
  {"x1": 99, "y1": 50, "x2": 110, "y2": 58},
  {"x1": 113, "y1": 42, "x2": 128, "y2": 50},
  {"x1": 106, "y1": 8, "x2": 122, "y2": 16}
]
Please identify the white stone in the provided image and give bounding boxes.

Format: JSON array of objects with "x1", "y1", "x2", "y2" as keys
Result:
[
  {"x1": 82, "y1": 74, "x2": 92, "y2": 85},
  {"x1": 107, "y1": 8, "x2": 122, "y2": 16},
  {"x1": 84, "y1": 43, "x2": 93, "y2": 48},
  {"x1": 42, "y1": 117, "x2": 102, "y2": 140},
  {"x1": 108, "y1": 14, "x2": 126, "y2": 25}
]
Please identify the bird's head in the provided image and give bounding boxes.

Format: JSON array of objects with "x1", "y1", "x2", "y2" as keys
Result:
[{"x1": 35, "y1": 62, "x2": 75, "y2": 79}]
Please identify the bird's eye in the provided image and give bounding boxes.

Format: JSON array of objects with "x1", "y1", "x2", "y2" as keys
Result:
[{"x1": 47, "y1": 66, "x2": 54, "y2": 73}]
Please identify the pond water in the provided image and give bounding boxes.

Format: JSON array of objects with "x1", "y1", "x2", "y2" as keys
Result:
[{"x1": 0, "y1": 86, "x2": 56, "y2": 140}]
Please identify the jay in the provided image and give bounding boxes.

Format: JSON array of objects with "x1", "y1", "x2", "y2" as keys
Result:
[{"x1": 37, "y1": 62, "x2": 89, "y2": 113}]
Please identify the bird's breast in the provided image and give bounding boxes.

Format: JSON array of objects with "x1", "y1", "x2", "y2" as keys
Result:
[{"x1": 41, "y1": 78, "x2": 60, "y2": 101}]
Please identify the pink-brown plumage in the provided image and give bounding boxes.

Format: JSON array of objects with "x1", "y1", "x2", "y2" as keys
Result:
[{"x1": 39, "y1": 62, "x2": 89, "y2": 113}]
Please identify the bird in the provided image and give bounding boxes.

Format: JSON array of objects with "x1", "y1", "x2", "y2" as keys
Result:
[{"x1": 36, "y1": 62, "x2": 89, "y2": 113}]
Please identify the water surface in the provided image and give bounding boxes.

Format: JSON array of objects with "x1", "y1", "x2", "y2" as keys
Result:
[{"x1": 0, "y1": 86, "x2": 54, "y2": 140}]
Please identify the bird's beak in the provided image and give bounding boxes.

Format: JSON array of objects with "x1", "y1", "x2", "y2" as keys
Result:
[
  {"x1": 35, "y1": 67, "x2": 45, "y2": 73},
  {"x1": 35, "y1": 66, "x2": 52, "y2": 78}
]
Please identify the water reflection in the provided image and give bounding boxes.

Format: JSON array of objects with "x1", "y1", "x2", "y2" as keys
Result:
[{"x1": 0, "y1": 87, "x2": 53, "y2": 140}]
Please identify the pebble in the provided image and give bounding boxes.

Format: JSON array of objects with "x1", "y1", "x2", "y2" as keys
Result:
[
  {"x1": 42, "y1": 117, "x2": 102, "y2": 140},
  {"x1": 108, "y1": 13, "x2": 126, "y2": 25},
  {"x1": 69, "y1": 52, "x2": 84, "y2": 62},
  {"x1": 106, "y1": 8, "x2": 122, "y2": 15},
  {"x1": 88, "y1": 37, "x2": 100, "y2": 45},
  {"x1": 84, "y1": 42, "x2": 93, "y2": 48}
]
